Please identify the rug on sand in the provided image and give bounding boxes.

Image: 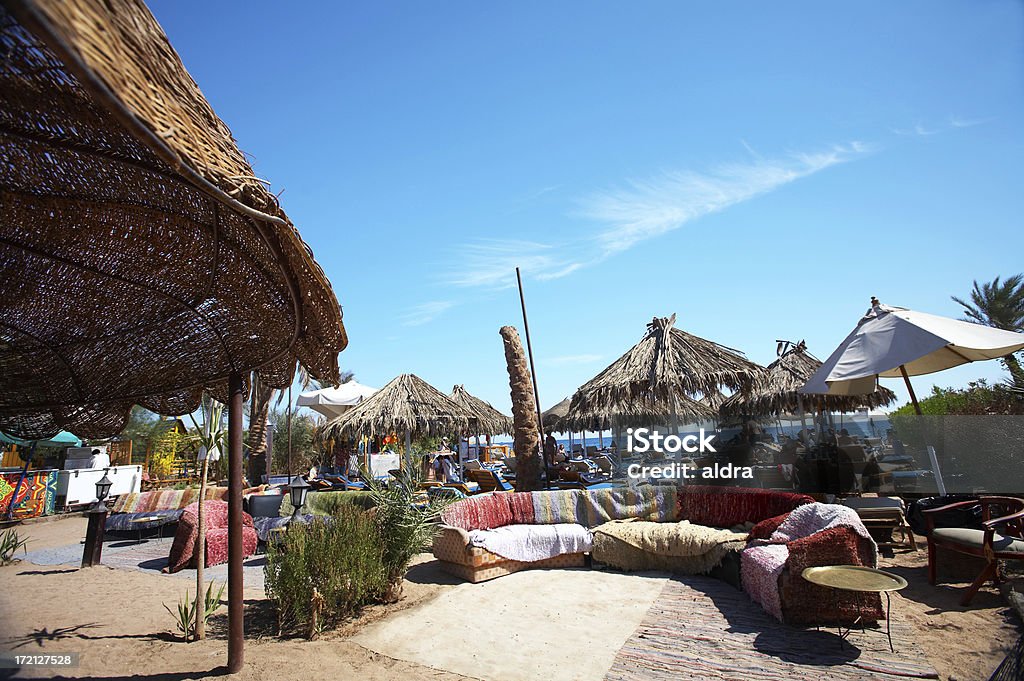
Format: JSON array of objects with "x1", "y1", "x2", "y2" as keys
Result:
[{"x1": 605, "y1": 575, "x2": 938, "y2": 680}]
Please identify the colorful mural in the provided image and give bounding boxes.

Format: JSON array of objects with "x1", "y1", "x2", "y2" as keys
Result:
[{"x1": 0, "y1": 469, "x2": 57, "y2": 518}]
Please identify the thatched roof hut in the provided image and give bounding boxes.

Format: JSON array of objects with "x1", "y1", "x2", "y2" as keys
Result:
[
  {"x1": 324, "y1": 374, "x2": 473, "y2": 438},
  {"x1": 568, "y1": 314, "x2": 763, "y2": 422},
  {"x1": 450, "y1": 385, "x2": 513, "y2": 436},
  {"x1": 720, "y1": 341, "x2": 897, "y2": 418}
]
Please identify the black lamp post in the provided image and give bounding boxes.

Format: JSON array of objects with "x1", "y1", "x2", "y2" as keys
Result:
[
  {"x1": 94, "y1": 473, "x2": 113, "y2": 512},
  {"x1": 288, "y1": 475, "x2": 311, "y2": 521},
  {"x1": 82, "y1": 471, "x2": 112, "y2": 567}
]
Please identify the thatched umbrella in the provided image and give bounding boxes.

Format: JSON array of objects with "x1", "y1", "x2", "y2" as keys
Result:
[
  {"x1": 541, "y1": 397, "x2": 572, "y2": 432},
  {"x1": 568, "y1": 314, "x2": 763, "y2": 441},
  {"x1": 449, "y1": 385, "x2": 513, "y2": 436},
  {"x1": 720, "y1": 341, "x2": 897, "y2": 420},
  {"x1": 0, "y1": 2, "x2": 348, "y2": 671},
  {"x1": 563, "y1": 392, "x2": 714, "y2": 431},
  {"x1": 325, "y1": 374, "x2": 473, "y2": 467}
]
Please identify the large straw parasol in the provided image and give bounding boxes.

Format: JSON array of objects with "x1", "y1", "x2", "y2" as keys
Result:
[
  {"x1": 325, "y1": 374, "x2": 473, "y2": 439},
  {"x1": 450, "y1": 384, "x2": 513, "y2": 436},
  {"x1": 721, "y1": 341, "x2": 896, "y2": 418},
  {"x1": 563, "y1": 392, "x2": 714, "y2": 432},
  {"x1": 0, "y1": 1, "x2": 347, "y2": 672},
  {"x1": 541, "y1": 397, "x2": 572, "y2": 432},
  {"x1": 568, "y1": 314, "x2": 763, "y2": 424}
]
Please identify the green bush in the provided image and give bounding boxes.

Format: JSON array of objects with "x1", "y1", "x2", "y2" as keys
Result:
[
  {"x1": 362, "y1": 462, "x2": 453, "y2": 601},
  {"x1": 0, "y1": 528, "x2": 28, "y2": 566},
  {"x1": 264, "y1": 506, "x2": 386, "y2": 638},
  {"x1": 278, "y1": 490, "x2": 376, "y2": 517}
]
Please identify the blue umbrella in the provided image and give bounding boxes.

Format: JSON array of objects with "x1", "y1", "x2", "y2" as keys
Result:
[{"x1": 0, "y1": 430, "x2": 81, "y2": 448}]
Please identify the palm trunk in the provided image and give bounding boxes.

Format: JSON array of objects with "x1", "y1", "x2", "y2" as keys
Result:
[
  {"x1": 247, "y1": 378, "x2": 273, "y2": 484},
  {"x1": 500, "y1": 326, "x2": 542, "y2": 491},
  {"x1": 194, "y1": 454, "x2": 209, "y2": 640},
  {"x1": 1002, "y1": 352, "x2": 1024, "y2": 388}
]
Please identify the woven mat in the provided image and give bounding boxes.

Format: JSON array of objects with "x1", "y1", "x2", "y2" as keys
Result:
[{"x1": 605, "y1": 575, "x2": 938, "y2": 680}]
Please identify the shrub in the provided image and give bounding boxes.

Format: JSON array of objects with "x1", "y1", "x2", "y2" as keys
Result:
[
  {"x1": 278, "y1": 490, "x2": 376, "y2": 517},
  {"x1": 163, "y1": 581, "x2": 224, "y2": 642},
  {"x1": 264, "y1": 505, "x2": 386, "y2": 638},
  {"x1": 362, "y1": 460, "x2": 454, "y2": 601},
  {"x1": 0, "y1": 528, "x2": 28, "y2": 566}
]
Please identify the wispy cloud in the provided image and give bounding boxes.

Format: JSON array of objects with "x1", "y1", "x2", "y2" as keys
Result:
[
  {"x1": 891, "y1": 123, "x2": 939, "y2": 137},
  {"x1": 401, "y1": 300, "x2": 455, "y2": 326},
  {"x1": 445, "y1": 239, "x2": 577, "y2": 289},
  {"x1": 949, "y1": 115, "x2": 991, "y2": 129},
  {"x1": 448, "y1": 141, "x2": 871, "y2": 289},
  {"x1": 543, "y1": 353, "x2": 604, "y2": 366},
  {"x1": 580, "y1": 142, "x2": 870, "y2": 256}
]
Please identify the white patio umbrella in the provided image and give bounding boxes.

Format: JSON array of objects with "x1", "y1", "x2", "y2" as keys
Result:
[
  {"x1": 296, "y1": 381, "x2": 378, "y2": 419},
  {"x1": 800, "y1": 301, "x2": 1024, "y2": 495},
  {"x1": 800, "y1": 303, "x2": 1024, "y2": 410}
]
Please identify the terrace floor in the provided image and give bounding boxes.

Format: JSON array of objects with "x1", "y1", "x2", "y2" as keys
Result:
[{"x1": 0, "y1": 516, "x2": 1020, "y2": 680}]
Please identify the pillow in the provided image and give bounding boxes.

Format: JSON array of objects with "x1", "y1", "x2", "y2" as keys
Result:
[{"x1": 750, "y1": 512, "x2": 791, "y2": 540}]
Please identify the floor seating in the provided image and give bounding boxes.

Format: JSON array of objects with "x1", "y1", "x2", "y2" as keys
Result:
[{"x1": 433, "y1": 484, "x2": 882, "y2": 626}]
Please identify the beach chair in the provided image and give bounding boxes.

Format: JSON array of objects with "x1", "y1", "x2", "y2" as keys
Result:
[
  {"x1": 842, "y1": 495, "x2": 916, "y2": 550},
  {"x1": 322, "y1": 473, "x2": 367, "y2": 490},
  {"x1": 926, "y1": 496, "x2": 1024, "y2": 605},
  {"x1": 593, "y1": 455, "x2": 614, "y2": 476},
  {"x1": 465, "y1": 468, "x2": 514, "y2": 492}
]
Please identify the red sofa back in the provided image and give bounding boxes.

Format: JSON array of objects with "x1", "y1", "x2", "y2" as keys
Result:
[{"x1": 677, "y1": 485, "x2": 814, "y2": 528}]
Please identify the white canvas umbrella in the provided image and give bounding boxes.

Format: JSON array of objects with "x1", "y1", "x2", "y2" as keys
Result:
[
  {"x1": 296, "y1": 381, "x2": 378, "y2": 419},
  {"x1": 800, "y1": 303, "x2": 1024, "y2": 410},
  {"x1": 800, "y1": 301, "x2": 1024, "y2": 495}
]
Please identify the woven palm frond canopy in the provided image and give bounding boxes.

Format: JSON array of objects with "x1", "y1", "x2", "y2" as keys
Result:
[
  {"x1": 568, "y1": 314, "x2": 763, "y2": 420},
  {"x1": 563, "y1": 391, "x2": 715, "y2": 432},
  {"x1": 325, "y1": 374, "x2": 474, "y2": 438},
  {"x1": 541, "y1": 397, "x2": 572, "y2": 432},
  {"x1": 0, "y1": 0, "x2": 347, "y2": 439},
  {"x1": 449, "y1": 384, "x2": 513, "y2": 436},
  {"x1": 720, "y1": 341, "x2": 896, "y2": 418}
]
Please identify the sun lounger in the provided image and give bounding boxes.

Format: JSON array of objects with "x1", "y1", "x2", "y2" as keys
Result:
[
  {"x1": 842, "y1": 495, "x2": 916, "y2": 550},
  {"x1": 465, "y1": 468, "x2": 514, "y2": 492}
]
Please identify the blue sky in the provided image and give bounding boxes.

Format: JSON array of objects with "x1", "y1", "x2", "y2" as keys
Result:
[{"x1": 151, "y1": 1, "x2": 1023, "y2": 420}]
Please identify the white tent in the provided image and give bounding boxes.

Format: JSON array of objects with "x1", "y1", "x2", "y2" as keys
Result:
[
  {"x1": 296, "y1": 381, "x2": 378, "y2": 419},
  {"x1": 800, "y1": 303, "x2": 1024, "y2": 400}
]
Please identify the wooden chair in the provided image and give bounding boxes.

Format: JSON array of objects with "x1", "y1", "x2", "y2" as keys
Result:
[{"x1": 925, "y1": 496, "x2": 1024, "y2": 605}]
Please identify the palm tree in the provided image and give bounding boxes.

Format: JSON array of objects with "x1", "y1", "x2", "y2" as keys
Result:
[
  {"x1": 500, "y1": 326, "x2": 542, "y2": 491},
  {"x1": 952, "y1": 274, "x2": 1024, "y2": 386}
]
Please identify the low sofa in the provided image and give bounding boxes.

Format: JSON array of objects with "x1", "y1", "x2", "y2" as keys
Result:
[
  {"x1": 433, "y1": 484, "x2": 881, "y2": 626},
  {"x1": 164, "y1": 500, "x2": 258, "y2": 573}
]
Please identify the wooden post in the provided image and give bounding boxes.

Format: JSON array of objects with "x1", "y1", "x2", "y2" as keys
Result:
[
  {"x1": 81, "y1": 509, "x2": 107, "y2": 567},
  {"x1": 899, "y1": 365, "x2": 923, "y2": 416},
  {"x1": 227, "y1": 372, "x2": 244, "y2": 673}
]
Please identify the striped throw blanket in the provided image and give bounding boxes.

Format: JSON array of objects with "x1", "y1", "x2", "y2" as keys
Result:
[{"x1": 468, "y1": 523, "x2": 593, "y2": 562}]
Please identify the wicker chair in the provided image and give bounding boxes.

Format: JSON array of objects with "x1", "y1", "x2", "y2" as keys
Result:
[{"x1": 926, "y1": 496, "x2": 1024, "y2": 605}]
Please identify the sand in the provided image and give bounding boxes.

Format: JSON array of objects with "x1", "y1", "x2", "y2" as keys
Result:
[{"x1": 0, "y1": 516, "x2": 1020, "y2": 681}]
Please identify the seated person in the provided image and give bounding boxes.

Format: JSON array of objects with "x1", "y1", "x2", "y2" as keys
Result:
[
  {"x1": 552, "y1": 444, "x2": 568, "y2": 464},
  {"x1": 837, "y1": 428, "x2": 854, "y2": 446}
]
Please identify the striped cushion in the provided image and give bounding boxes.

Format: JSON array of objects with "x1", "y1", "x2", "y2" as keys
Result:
[
  {"x1": 580, "y1": 485, "x2": 678, "y2": 527},
  {"x1": 440, "y1": 492, "x2": 514, "y2": 531},
  {"x1": 677, "y1": 485, "x2": 813, "y2": 528}
]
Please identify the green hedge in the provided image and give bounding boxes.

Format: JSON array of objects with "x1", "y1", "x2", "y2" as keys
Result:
[{"x1": 278, "y1": 490, "x2": 376, "y2": 517}]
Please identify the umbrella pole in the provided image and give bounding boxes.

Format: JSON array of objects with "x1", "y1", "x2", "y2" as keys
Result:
[
  {"x1": 405, "y1": 429, "x2": 412, "y2": 471},
  {"x1": 899, "y1": 365, "x2": 923, "y2": 416}
]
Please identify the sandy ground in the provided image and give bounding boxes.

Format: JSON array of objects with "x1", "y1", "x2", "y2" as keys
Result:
[
  {"x1": 0, "y1": 516, "x2": 1020, "y2": 681},
  {"x1": 352, "y1": 568, "x2": 671, "y2": 681}
]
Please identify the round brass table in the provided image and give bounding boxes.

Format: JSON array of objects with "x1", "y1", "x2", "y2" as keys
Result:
[{"x1": 801, "y1": 565, "x2": 908, "y2": 652}]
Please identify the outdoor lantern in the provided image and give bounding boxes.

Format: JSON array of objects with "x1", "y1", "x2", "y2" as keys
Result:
[
  {"x1": 289, "y1": 475, "x2": 311, "y2": 518},
  {"x1": 94, "y1": 473, "x2": 113, "y2": 511}
]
